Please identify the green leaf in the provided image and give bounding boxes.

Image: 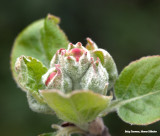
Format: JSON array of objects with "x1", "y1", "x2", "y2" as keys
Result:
[
  {"x1": 115, "y1": 56, "x2": 160, "y2": 125},
  {"x1": 15, "y1": 56, "x2": 47, "y2": 102},
  {"x1": 38, "y1": 132, "x2": 57, "y2": 136},
  {"x1": 40, "y1": 90, "x2": 112, "y2": 128},
  {"x1": 41, "y1": 14, "x2": 69, "y2": 65},
  {"x1": 11, "y1": 14, "x2": 69, "y2": 89}
]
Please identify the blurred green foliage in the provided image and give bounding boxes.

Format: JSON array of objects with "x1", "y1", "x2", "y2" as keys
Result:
[{"x1": 1, "y1": 0, "x2": 160, "y2": 135}]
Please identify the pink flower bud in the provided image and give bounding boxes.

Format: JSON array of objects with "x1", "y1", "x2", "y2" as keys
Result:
[
  {"x1": 42, "y1": 64, "x2": 72, "y2": 93},
  {"x1": 45, "y1": 71, "x2": 57, "y2": 86},
  {"x1": 46, "y1": 38, "x2": 118, "y2": 94},
  {"x1": 69, "y1": 48, "x2": 84, "y2": 62}
]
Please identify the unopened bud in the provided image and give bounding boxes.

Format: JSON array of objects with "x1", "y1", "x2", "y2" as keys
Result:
[
  {"x1": 42, "y1": 65, "x2": 72, "y2": 93},
  {"x1": 43, "y1": 38, "x2": 118, "y2": 94},
  {"x1": 80, "y1": 58, "x2": 109, "y2": 95}
]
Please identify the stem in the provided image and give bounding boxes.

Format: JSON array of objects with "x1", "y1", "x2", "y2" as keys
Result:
[
  {"x1": 100, "y1": 100, "x2": 121, "y2": 116},
  {"x1": 52, "y1": 118, "x2": 111, "y2": 136},
  {"x1": 73, "y1": 80, "x2": 82, "y2": 90},
  {"x1": 102, "y1": 126, "x2": 111, "y2": 136},
  {"x1": 85, "y1": 126, "x2": 111, "y2": 136},
  {"x1": 52, "y1": 124, "x2": 86, "y2": 136},
  {"x1": 87, "y1": 117, "x2": 111, "y2": 136}
]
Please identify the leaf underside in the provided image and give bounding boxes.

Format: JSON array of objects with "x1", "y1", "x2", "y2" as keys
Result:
[
  {"x1": 40, "y1": 90, "x2": 112, "y2": 127},
  {"x1": 20, "y1": 56, "x2": 47, "y2": 92},
  {"x1": 115, "y1": 56, "x2": 160, "y2": 125}
]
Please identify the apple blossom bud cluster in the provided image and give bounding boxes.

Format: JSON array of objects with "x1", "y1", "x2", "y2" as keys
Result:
[{"x1": 42, "y1": 38, "x2": 118, "y2": 95}]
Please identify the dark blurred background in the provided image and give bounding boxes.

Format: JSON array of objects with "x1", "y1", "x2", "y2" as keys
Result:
[{"x1": 1, "y1": 0, "x2": 160, "y2": 136}]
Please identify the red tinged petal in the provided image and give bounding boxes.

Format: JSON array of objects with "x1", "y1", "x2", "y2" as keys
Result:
[
  {"x1": 58, "y1": 48, "x2": 66, "y2": 55},
  {"x1": 69, "y1": 48, "x2": 83, "y2": 62},
  {"x1": 45, "y1": 71, "x2": 57, "y2": 86}
]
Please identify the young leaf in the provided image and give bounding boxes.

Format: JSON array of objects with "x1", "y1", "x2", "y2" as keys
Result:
[
  {"x1": 11, "y1": 14, "x2": 69, "y2": 88},
  {"x1": 115, "y1": 56, "x2": 160, "y2": 125},
  {"x1": 41, "y1": 14, "x2": 69, "y2": 65},
  {"x1": 15, "y1": 56, "x2": 47, "y2": 102},
  {"x1": 27, "y1": 92, "x2": 54, "y2": 114},
  {"x1": 40, "y1": 90, "x2": 112, "y2": 129}
]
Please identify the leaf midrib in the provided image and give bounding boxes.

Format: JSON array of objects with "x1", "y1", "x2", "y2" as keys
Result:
[
  {"x1": 103, "y1": 90, "x2": 160, "y2": 115},
  {"x1": 118, "y1": 59, "x2": 160, "y2": 99},
  {"x1": 39, "y1": 28, "x2": 50, "y2": 67},
  {"x1": 68, "y1": 98, "x2": 85, "y2": 126}
]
